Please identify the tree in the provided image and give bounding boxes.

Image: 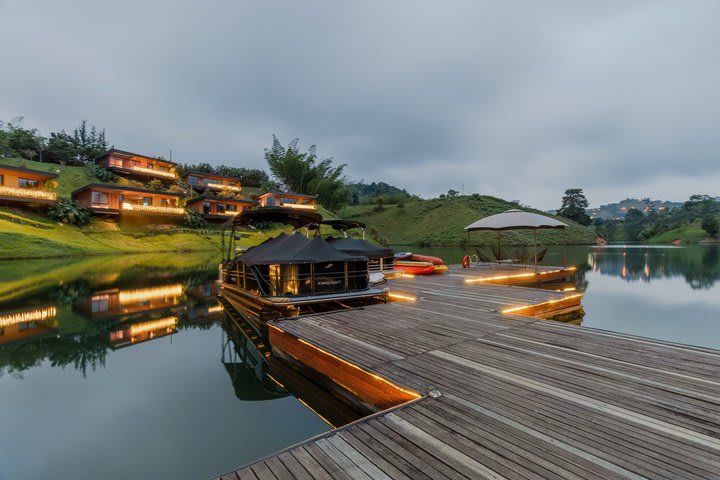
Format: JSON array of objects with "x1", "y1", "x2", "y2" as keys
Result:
[
  {"x1": 624, "y1": 208, "x2": 646, "y2": 241},
  {"x1": 44, "y1": 131, "x2": 81, "y2": 165},
  {"x1": 3, "y1": 117, "x2": 45, "y2": 160},
  {"x1": 264, "y1": 135, "x2": 349, "y2": 210},
  {"x1": 702, "y1": 215, "x2": 719, "y2": 238},
  {"x1": 73, "y1": 120, "x2": 108, "y2": 162},
  {"x1": 447, "y1": 189, "x2": 459, "y2": 197},
  {"x1": 557, "y1": 188, "x2": 591, "y2": 225}
]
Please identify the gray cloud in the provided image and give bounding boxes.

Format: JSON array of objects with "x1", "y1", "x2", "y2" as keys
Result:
[{"x1": 2, "y1": 0, "x2": 719, "y2": 209}]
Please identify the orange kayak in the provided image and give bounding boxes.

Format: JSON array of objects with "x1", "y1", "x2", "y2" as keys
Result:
[
  {"x1": 433, "y1": 264, "x2": 448, "y2": 274},
  {"x1": 409, "y1": 254, "x2": 445, "y2": 265},
  {"x1": 393, "y1": 260, "x2": 436, "y2": 275}
]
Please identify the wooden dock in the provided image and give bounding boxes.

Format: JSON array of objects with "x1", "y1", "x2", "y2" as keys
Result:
[{"x1": 217, "y1": 269, "x2": 720, "y2": 480}]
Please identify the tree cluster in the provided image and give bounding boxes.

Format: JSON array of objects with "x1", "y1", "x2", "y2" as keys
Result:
[
  {"x1": 0, "y1": 118, "x2": 108, "y2": 166},
  {"x1": 177, "y1": 162, "x2": 269, "y2": 188},
  {"x1": 264, "y1": 135, "x2": 349, "y2": 210}
]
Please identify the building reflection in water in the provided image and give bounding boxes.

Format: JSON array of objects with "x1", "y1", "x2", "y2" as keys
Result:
[{"x1": 0, "y1": 306, "x2": 59, "y2": 346}]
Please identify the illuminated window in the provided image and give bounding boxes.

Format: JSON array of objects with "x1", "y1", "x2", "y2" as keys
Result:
[
  {"x1": 226, "y1": 204, "x2": 237, "y2": 212},
  {"x1": 142, "y1": 197, "x2": 152, "y2": 206},
  {"x1": 91, "y1": 295, "x2": 110, "y2": 313},
  {"x1": 118, "y1": 194, "x2": 124, "y2": 204},
  {"x1": 109, "y1": 157, "x2": 123, "y2": 168},
  {"x1": 91, "y1": 191, "x2": 109, "y2": 205},
  {"x1": 281, "y1": 197, "x2": 296, "y2": 204},
  {"x1": 203, "y1": 202, "x2": 211, "y2": 214},
  {"x1": 18, "y1": 178, "x2": 38, "y2": 189},
  {"x1": 217, "y1": 203, "x2": 226, "y2": 214},
  {"x1": 159, "y1": 198, "x2": 171, "y2": 207},
  {"x1": 0, "y1": 175, "x2": 3, "y2": 185},
  {"x1": 188, "y1": 175, "x2": 199, "y2": 185}
]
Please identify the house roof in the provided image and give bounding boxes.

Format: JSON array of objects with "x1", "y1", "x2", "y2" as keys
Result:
[
  {"x1": 0, "y1": 163, "x2": 59, "y2": 179},
  {"x1": 95, "y1": 149, "x2": 177, "y2": 166},
  {"x1": 71, "y1": 183, "x2": 184, "y2": 197},
  {"x1": 185, "y1": 195, "x2": 258, "y2": 205},
  {"x1": 258, "y1": 191, "x2": 318, "y2": 199},
  {"x1": 181, "y1": 170, "x2": 244, "y2": 182}
]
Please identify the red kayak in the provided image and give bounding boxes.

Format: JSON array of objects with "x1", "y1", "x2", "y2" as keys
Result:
[
  {"x1": 409, "y1": 254, "x2": 445, "y2": 265},
  {"x1": 394, "y1": 260, "x2": 436, "y2": 275}
]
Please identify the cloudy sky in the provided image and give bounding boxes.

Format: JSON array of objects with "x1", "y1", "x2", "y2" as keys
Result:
[{"x1": 1, "y1": 1, "x2": 718, "y2": 209}]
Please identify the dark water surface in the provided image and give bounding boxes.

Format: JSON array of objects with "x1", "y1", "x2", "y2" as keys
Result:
[
  {"x1": 2, "y1": 245, "x2": 719, "y2": 479},
  {"x1": 408, "y1": 243, "x2": 720, "y2": 349},
  {"x1": 0, "y1": 253, "x2": 328, "y2": 480}
]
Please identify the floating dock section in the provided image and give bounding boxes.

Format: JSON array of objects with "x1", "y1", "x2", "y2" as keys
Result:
[{"x1": 217, "y1": 266, "x2": 720, "y2": 480}]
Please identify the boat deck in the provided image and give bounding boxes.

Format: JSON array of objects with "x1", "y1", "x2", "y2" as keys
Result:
[{"x1": 218, "y1": 269, "x2": 720, "y2": 480}]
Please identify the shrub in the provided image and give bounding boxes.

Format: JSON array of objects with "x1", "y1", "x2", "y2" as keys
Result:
[
  {"x1": 87, "y1": 163, "x2": 117, "y2": 183},
  {"x1": 49, "y1": 199, "x2": 91, "y2": 226},
  {"x1": 182, "y1": 209, "x2": 207, "y2": 228},
  {"x1": 147, "y1": 179, "x2": 165, "y2": 191},
  {"x1": 702, "y1": 215, "x2": 719, "y2": 238}
]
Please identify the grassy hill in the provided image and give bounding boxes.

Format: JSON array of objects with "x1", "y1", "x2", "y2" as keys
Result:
[
  {"x1": 646, "y1": 220, "x2": 708, "y2": 244},
  {"x1": 338, "y1": 195, "x2": 596, "y2": 246}
]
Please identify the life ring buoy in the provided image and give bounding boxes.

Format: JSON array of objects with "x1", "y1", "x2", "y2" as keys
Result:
[{"x1": 462, "y1": 255, "x2": 470, "y2": 268}]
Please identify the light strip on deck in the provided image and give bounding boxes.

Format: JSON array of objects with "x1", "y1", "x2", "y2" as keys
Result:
[
  {"x1": 500, "y1": 293, "x2": 583, "y2": 314},
  {"x1": 464, "y1": 266, "x2": 576, "y2": 284}
]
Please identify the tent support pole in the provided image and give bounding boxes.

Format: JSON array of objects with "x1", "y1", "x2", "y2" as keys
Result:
[
  {"x1": 534, "y1": 230, "x2": 537, "y2": 273},
  {"x1": 563, "y1": 228, "x2": 567, "y2": 268}
]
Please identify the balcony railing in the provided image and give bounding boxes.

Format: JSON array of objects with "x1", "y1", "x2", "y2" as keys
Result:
[
  {"x1": 130, "y1": 165, "x2": 177, "y2": 179},
  {"x1": 206, "y1": 182, "x2": 241, "y2": 192},
  {"x1": 0, "y1": 186, "x2": 57, "y2": 201},
  {"x1": 122, "y1": 202, "x2": 185, "y2": 215},
  {"x1": 279, "y1": 202, "x2": 316, "y2": 210},
  {"x1": 117, "y1": 284, "x2": 184, "y2": 304},
  {"x1": 128, "y1": 316, "x2": 178, "y2": 336},
  {"x1": 0, "y1": 306, "x2": 57, "y2": 328},
  {"x1": 215, "y1": 210, "x2": 241, "y2": 216}
]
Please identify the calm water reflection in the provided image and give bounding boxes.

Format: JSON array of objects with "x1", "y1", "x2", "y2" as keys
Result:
[
  {"x1": 410, "y1": 244, "x2": 720, "y2": 349},
  {"x1": 0, "y1": 253, "x2": 328, "y2": 480}
]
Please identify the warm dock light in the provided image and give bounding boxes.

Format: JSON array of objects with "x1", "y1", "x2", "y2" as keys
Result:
[
  {"x1": 399, "y1": 273, "x2": 415, "y2": 279},
  {"x1": 118, "y1": 284, "x2": 183, "y2": 304},
  {"x1": 122, "y1": 202, "x2": 185, "y2": 215},
  {"x1": 207, "y1": 304, "x2": 225, "y2": 313},
  {"x1": 465, "y1": 267, "x2": 576, "y2": 284},
  {"x1": 0, "y1": 186, "x2": 56, "y2": 201},
  {"x1": 500, "y1": 293, "x2": 583, "y2": 314},
  {"x1": 388, "y1": 292, "x2": 417, "y2": 302},
  {"x1": 557, "y1": 287, "x2": 577, "y2": 292},
  {"x1": 130, "y1": 165, "x2": 177, "y2": 178},
  {"x1": 0, "y1": 306, "x2": 57, "y2": 328},
  {"x1": 129, "y1": 316, "x2": 178, "y2": 336}
]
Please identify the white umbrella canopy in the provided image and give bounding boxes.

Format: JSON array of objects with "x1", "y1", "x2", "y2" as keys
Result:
[
  {"x1": 464, "y1": 209, "x2": 569, "y2": 270},
  {"x1": 464, "y1": 209, "x2": 568, "y2": 231}
]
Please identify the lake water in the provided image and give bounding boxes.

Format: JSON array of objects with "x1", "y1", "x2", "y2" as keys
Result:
[
  {"x1": 408, "y1": 243, "x2": 720, "y2": 350},
  {"x1": 1, "y1": 244, "x2": 719, "y2": 479},
  {"x1": 0, "y1": 253, "x2": 329, "y2": 480}
]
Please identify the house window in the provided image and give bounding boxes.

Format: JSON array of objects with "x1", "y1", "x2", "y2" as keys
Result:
[
  {"x1": 188, "y1": 175, "x2": 199, "y2": 185},
  {"x1": 109, "y1": 157, "x2": 123, "y2": 168},
  {"x1": 201, "y1": 178, "x2": 211, "y2": 186},
  {"x1": 265, "y1": 196, "x2": 275, "y2": 206},
  {"x1": 226, "y1": 204, "x2": 237, "y2": 212},
  {"x1": 0, "y1": 175, "x2": 4, "y2": 185},
  {"x1": 18, "y1": 178, "x2": 38, "y2": 189},
  {"x1": 159, "y1": 198, "x2": 171, "y2": 207},
  {"x1": 118, "y1": 194, "x2": 124, "y2": 204},
  {"x1": 281, "y1": 197, "x2": 296, "y2": 204},
  {"x1": 91, "y1": 295, "x2": 110, "y2": 313},
  {"x1": 142, "y1": 197, "x2": 152, "y2": 206},
  {"x1": 203, "y1": 202, "x2": 211, "y2": 214},
  {"x1": 217, "y1": 203, "x2": 226, "y2": 214},
  {"x1": 91, "y1": 191, "x2": 109, "y2": 205}
]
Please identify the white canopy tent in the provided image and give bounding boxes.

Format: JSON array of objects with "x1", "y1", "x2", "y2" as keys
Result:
[{"x1": 464, "y1": 209, "x2": 569, "y2": 271}]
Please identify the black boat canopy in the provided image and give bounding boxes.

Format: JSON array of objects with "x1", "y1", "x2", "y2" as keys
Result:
[
  {"x1": 243, "y1": 232, "x2": 367, "y2": 266},
  {"x1": 326, "y1": 237, "x2": 393, "y2": 258},
  {"x1": 308, "y1": 219, "x2": 367, "y2": 231},
  {"x1": 231, "y1": 207, "x2": 322, "y2": 229}
]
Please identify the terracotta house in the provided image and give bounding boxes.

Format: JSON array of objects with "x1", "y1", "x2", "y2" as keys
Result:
[
  {"x1": 185, "y1": 195, "x2": 258, "y2": 221},
  {"x1": 257, "y1": 192, "x2": 317, "y2": 210},
  {"x1": 72, "y1": 184, "x2": 185, "y2": 218},
  {"x1": 182, "y1": 171, "x2": 242, "y2": 193},
  {"x1": 0, "y1": 164, "x2": 58, "y2": 206},
  {"x1": 95, "y1": 149, "x2": 177, "y2": 181}
]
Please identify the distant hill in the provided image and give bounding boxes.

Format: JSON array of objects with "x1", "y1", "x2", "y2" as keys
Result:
[
  {"x1": 347, "y1": 181, "x2": 411, "y2": 205},
  {"x1": 588, "y1": 198, "x2": 683, "y2": 220},
  {"x1": 339, "y1": 194, "x2": 596, "y2": 246}
]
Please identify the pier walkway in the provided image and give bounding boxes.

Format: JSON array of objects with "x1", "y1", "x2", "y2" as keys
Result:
[{"x1": 219, "y1": 271, "x2": 720, "y2": 479}]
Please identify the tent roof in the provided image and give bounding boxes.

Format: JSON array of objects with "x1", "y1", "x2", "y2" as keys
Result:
[
  {"x1": 243, "y1": 232, "x2": 367, "y2": 266},
  {"x1": 464, "y1": 209, "x2": 568, "y2": 231},
  {"x1": 231, "y1": 207, "x2": 322, "y2": 229},
  {"x1": 326, "y1": 237, "x2": 393, "y2": 258},
  {"x1": 308, "y1": 219, "x2": 367, "y2": 231}
]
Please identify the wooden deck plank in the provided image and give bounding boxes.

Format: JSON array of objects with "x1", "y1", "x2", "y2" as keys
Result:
[{"x1": 218, "y1": 265, "x2": 720, "y2": 480}]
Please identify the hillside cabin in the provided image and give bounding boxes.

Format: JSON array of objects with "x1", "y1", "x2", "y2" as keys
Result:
[
  {"x1": 95, "y1": 149, "x2": 177, "y2": 181},
  {"x1": 0, "y1": 306, "x2": 59, "y2": 346},
  {"x1": 257, "y1": 191, "x2": 317, "y2": 210},
  {"x1": 185, "y1": 195, "x2": 258, "y2": 221},
  {"x1": 72, "y1": 184, "x2": 185, "y2": 219},
  {"x1": 75, "y1": 283, "x2": 184, "y2": 319},
  {"x1": 182, "y1": 171, "x2": 242, "y2": 193},
  {"x1": 0, "y1": 164, "x2": 58, "y2": 206}
]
